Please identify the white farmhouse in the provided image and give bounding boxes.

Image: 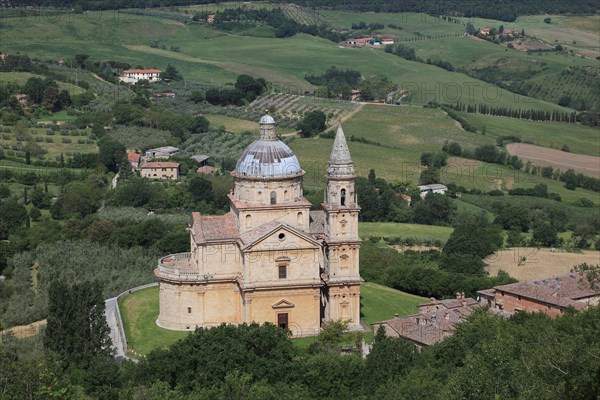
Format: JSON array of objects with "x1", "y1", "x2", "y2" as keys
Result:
[
  {"x1": 119, "y1": 69, "x2": 161, "y2": 84},
  {"x1": 418, "y1": 183, "x2": 448, "y2": 198}
]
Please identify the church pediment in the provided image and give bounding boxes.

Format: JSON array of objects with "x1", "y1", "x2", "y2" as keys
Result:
[
  {"x1": 272, "y1": 299, "x2": 295, "y2": 309},
  {"x1": 242, "y1": 223, "x2": 320, "y2": 252}
]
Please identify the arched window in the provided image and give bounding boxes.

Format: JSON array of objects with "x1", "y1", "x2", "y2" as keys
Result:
[
  {"x1": 257, "y1": 191, "x2": 262, "y2": 203},
  {"x1": 270, "y1": 191, "x2": 277, "y2": 205},
  {"x1": 245, "y1": 214, "x2": 252, "y2": 228},
  {"x1": 245, "y1": 189, "x2": 250, "y2": 201},
  {"x1": 340, "y1": 189, "x2": 346, "y2": 206},
  {"x1": 284, "y1": 190, "x2": 289, "y2": 201},
  {"x1": 297, "y1": 212, "x2": 303, "y2": 225}
]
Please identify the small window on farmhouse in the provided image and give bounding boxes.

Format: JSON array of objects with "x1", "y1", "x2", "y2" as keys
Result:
[
  {"x1": 245, "y1": 214, "x2": 252, "y2": 228},
  {"x1": 187, "y1": 307, "x2": 192, "y2": 314},
  {"x1": 278, "y1": 265, "x2": 287, "y2": 279},
  {"x1": 270, "y1": 191, "x2": 277, "y2": 205},
  {"x1": 297, "y1": 212, "x2": 303, "y2": 225},
  {"x1": 340, "y1": 189, "x2": 346, "y2": 206}
]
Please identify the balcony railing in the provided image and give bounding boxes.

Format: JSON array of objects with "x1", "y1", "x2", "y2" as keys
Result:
[{"x1": 157, "y1": 253, "x2": 198, "y2": 279}]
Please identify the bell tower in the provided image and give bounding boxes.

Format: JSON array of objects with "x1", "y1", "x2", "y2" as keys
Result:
[{"x1": 323, "y1": 125, "x2": 362, "y2": 329}]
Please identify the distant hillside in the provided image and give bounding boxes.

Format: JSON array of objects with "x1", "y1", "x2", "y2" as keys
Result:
[
  {"x1": 278, "y1": 0, "x2": 599, "y2": 22},
  {"x1": 9, "y1": 0, "x2": 599, "y2": 20}
]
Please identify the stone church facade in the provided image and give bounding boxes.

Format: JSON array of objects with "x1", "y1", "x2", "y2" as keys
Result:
[{"x1": 155, "y1": 115, "x2": 362, "y2": 336}]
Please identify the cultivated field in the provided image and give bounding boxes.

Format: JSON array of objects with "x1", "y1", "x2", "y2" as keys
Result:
[
  {"x1": 0, "y1": 12, "x2": 575, "y2": 112},
  {"x1": 485, "y1": 247, "x2": 600, "y2": 281},
  {"x1": 0, "y1": 124, "x2": 97, "y2": 161},
  {"x1": 248, "y1": 94, "x2": 360, "y2": 126},
  {"x1": 507, "y1": 143, "x2": 600, "y2": 178}
]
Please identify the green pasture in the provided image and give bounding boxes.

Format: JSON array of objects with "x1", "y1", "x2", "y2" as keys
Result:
[
  {"x1": 358, "y1": 222, "x2": 453, "y2": 241},
  {"x1": 456, "y1": 112, "x2": 600, "y2": 157},
  {"x1": 118, "y1": 282, "x2": 427, "y2": 356},
  {"x1": 342, "y1": 104, "x2": 490, "y2": 151},
  {"x1": 0, "y1": 71, "x2": 85, "y2": 95},
  {"x1": 329, "y1": 11, "x2": 465, "y2": 38},
  {"x1": 0, "y1": 12, "x2": 576, "y2": 111}
]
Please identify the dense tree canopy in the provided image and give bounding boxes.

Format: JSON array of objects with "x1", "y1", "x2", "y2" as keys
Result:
[{"x1": 44, "y1": 280, "x2": 112, "y2": 368}]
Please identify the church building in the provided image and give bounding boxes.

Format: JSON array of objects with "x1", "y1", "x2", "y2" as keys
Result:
[{"x1": 155, "y1": 115, "x2": 362, "y2": 336}]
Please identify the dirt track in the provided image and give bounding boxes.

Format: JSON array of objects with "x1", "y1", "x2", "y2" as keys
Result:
[
  {"x1": 507, "y1": 143, "x2": 600, "y2": 178},
  {"x1": 485, "y1": 247, "x2": 600, "y2": 281}
]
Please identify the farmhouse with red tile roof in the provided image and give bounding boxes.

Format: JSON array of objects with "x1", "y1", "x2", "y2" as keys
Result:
[{"x1": 141, "y1": 161, "x2": 180, "y2": 180}]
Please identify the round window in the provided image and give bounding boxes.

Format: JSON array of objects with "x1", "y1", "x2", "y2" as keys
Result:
[{"x1": 278, "y1": 233, "x2": 286, "y2": 240}]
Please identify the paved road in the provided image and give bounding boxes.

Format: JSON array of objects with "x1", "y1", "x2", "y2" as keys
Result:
[{"x1": 105, "y1": 296, "x2": 126, "y2": 362}]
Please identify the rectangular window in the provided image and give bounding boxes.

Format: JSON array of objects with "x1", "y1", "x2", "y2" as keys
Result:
[
  {"x1": 187, "y1": 307, "x2": 192, "y2": 314},
  {"x1": 278, "y1": 265, "x2": 287, "y2": 279},
  {"x1": 277, "y1": 313, "x2": 288, "y2": 329}
]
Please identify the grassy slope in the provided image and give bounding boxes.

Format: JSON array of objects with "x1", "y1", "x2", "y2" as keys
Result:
[
  {"x1": 0, "y1": 13, "x2": 575, "y2": 112},
  {"x1": 360, "y1": 282, "x2": 426, "y2": 325},
  {"x1": 290, "y1": 104, "x2": 598, "y2": 204},
  {"x1": 0, "y1": 71, "x2": 85, "y2": 95},
  {"x1": 456, "y1": 112, "x2": 600, "y2": 157},
  {"x1": 118, "y1": 282, "x2": 426, "y2": 355}
]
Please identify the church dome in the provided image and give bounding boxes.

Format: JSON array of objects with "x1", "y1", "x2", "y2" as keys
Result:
[{"x1": 234, "y1": 115, "x2": 302, "y2": 178}]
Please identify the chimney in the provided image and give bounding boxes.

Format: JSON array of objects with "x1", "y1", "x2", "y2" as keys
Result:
[
  {"x1": 461, "y1": 292, "x2": 465, "y2": 299},
  {"x1": 444, "y1": 313, "x2": 449, "y2": 320},
  {"x1": 455, "y1": 292, "x2": 461, "y2": 300},
  {"x1": 461, "y1": 299, "x2": 467, "y2": 307}
]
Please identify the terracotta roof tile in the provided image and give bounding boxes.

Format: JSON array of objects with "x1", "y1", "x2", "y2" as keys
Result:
[
  {"x1": 124, "y1": 69, "x2": 161, "y2": 74},
  {"x1": 128, "y1": 153, "x2": 141, "y2": 163},
  {"x1": 191, "y1": 212, "x2": 238, "y2": 243},
  {"x1": 377, "y1": 301, "x2": 479, "y2": 346},
  {"x1": 141, "y1": 162, "x2": 180, "y2": 169},
  {"x1": 239, "y1": 220, "x2": 283, "y2": 246},
  {"x1": 493, "y1": 273, "x2": 599, "y2": 309}
]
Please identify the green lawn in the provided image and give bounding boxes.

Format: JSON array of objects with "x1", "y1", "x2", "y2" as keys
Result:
[
  {"x1": 359, "y1": 222, "x2": 453, "y2": 241},
  {"x1": 118, "y1": 286, "x2": 188, "y2": 357},
  {"x1": 118, "y1": 282, "x2": 427, "y2": 356},
  {"x1": 360, "y1": 282, "x2": 426, "y2": 325}
]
